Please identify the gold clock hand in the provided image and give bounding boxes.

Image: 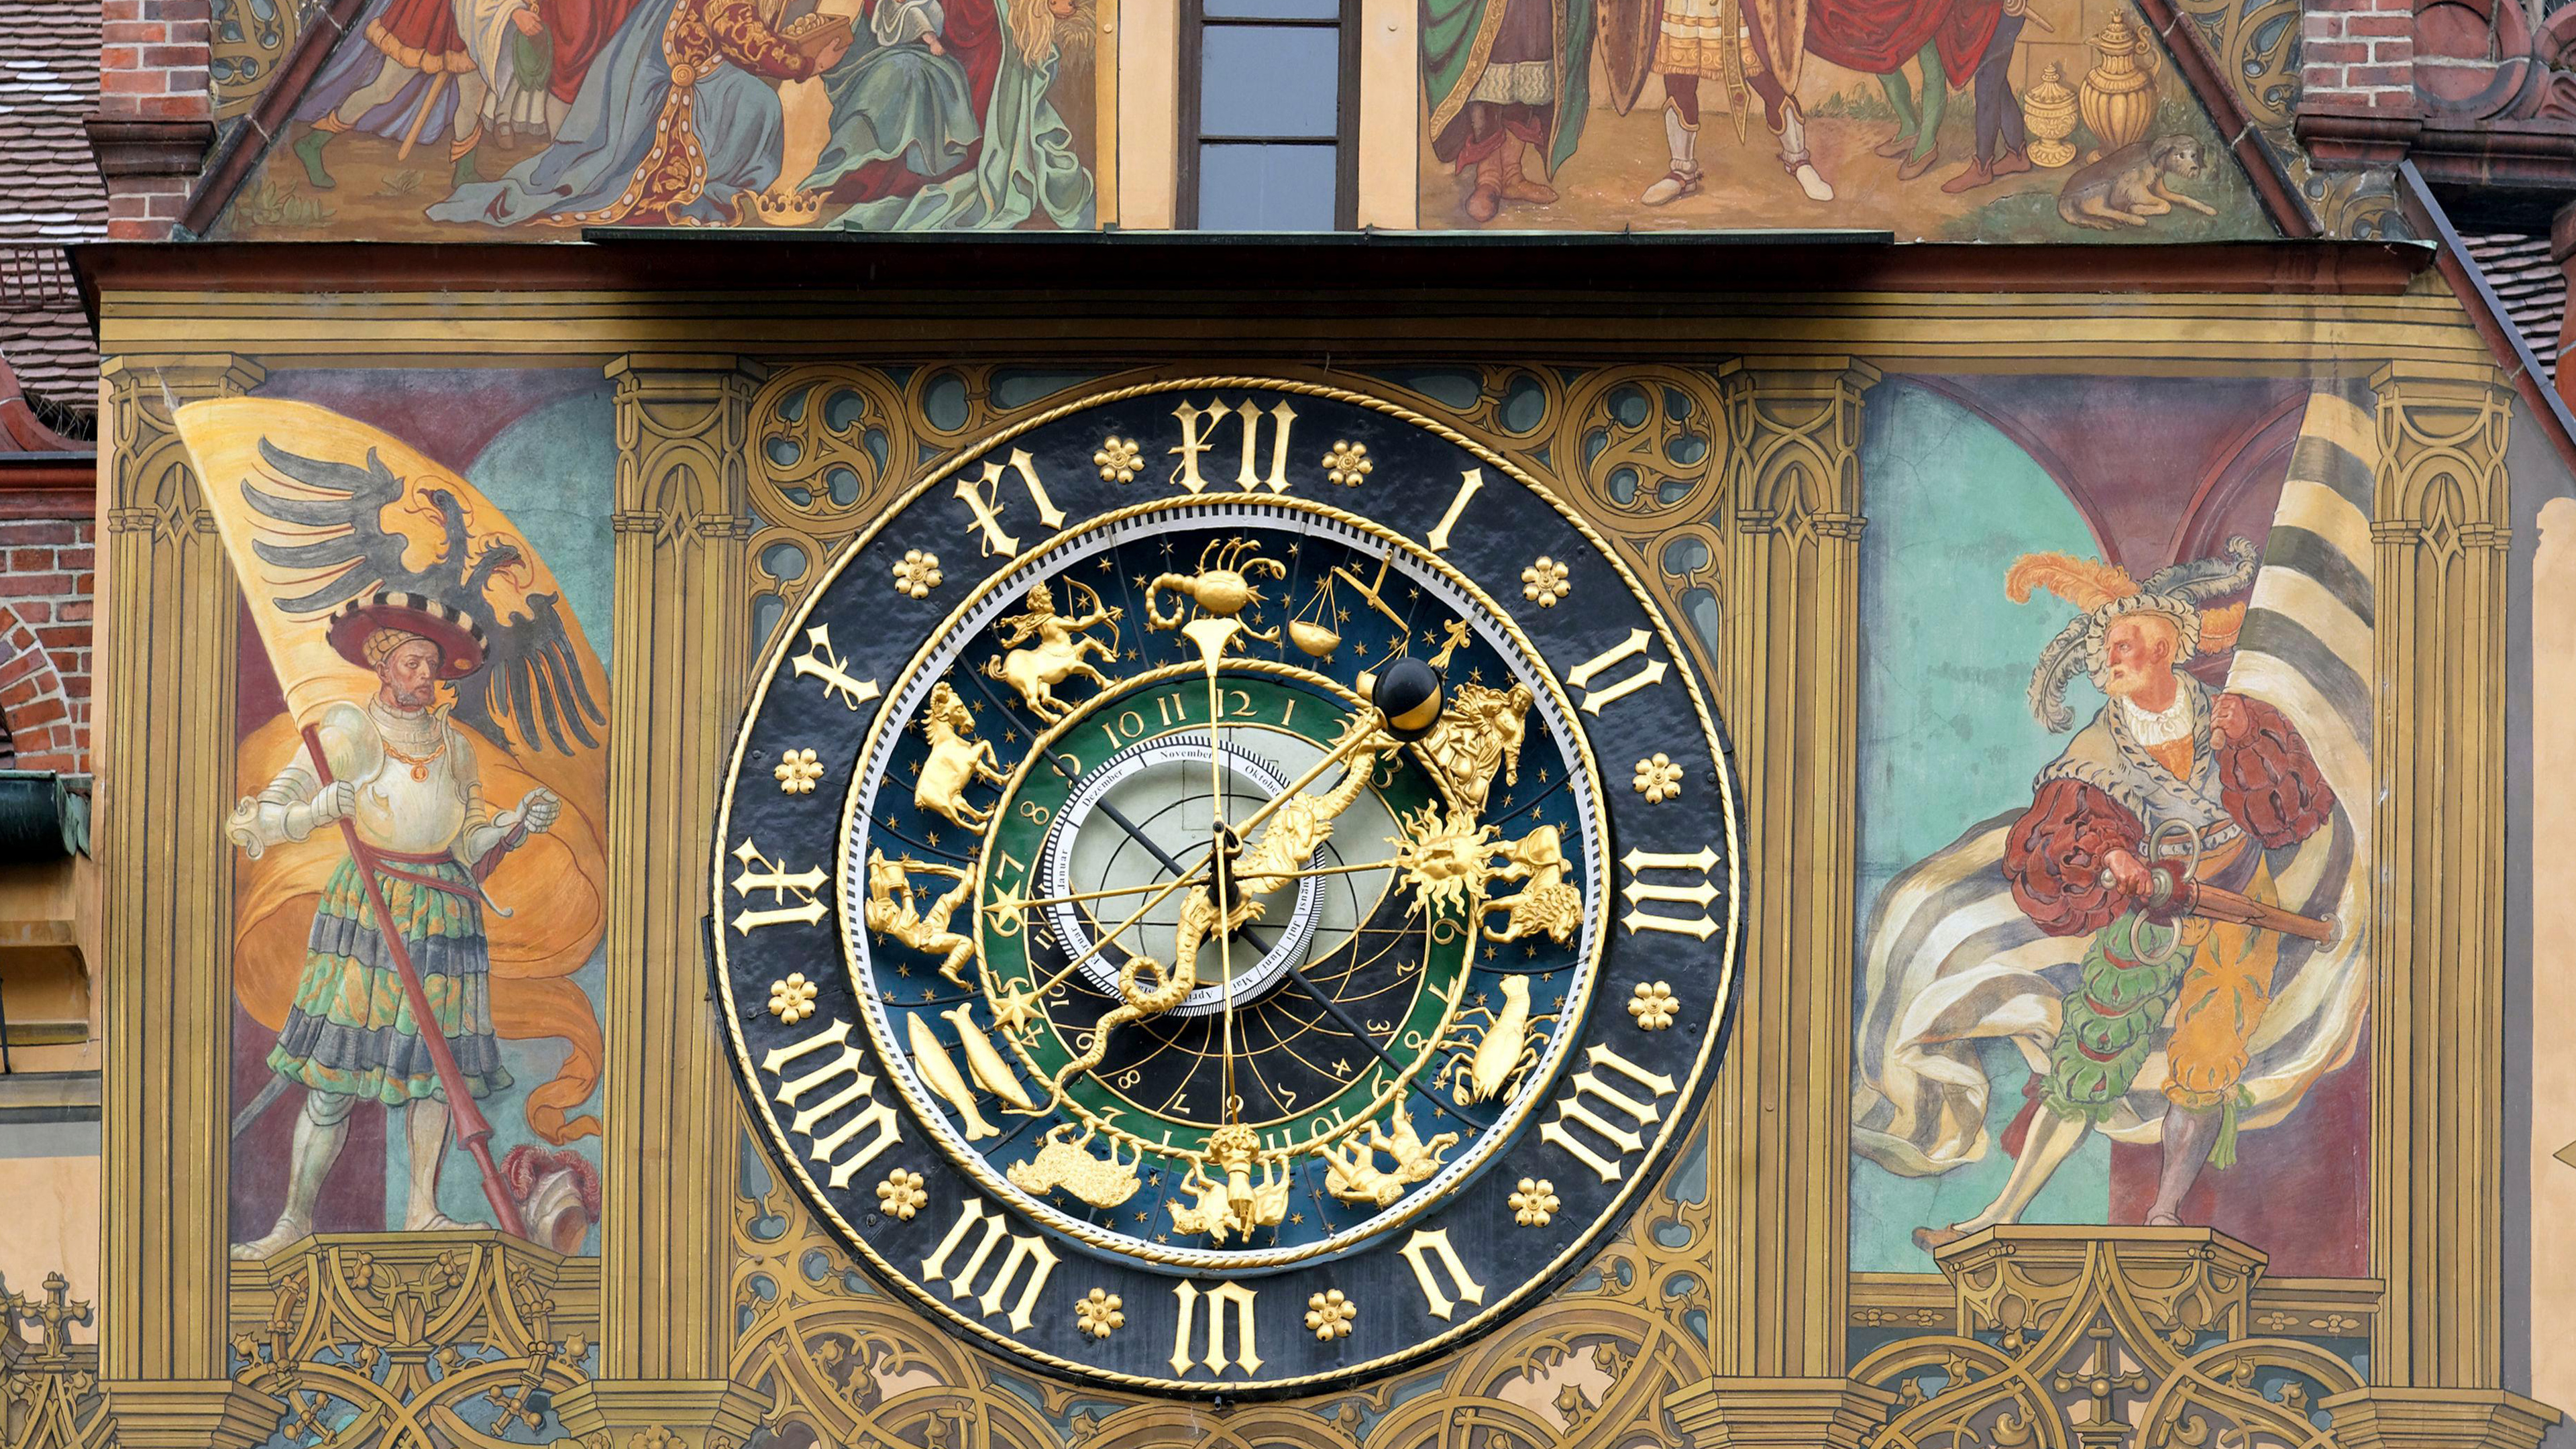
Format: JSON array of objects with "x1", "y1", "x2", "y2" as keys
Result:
[
  {"x1": 985, "y1": 873, "x2": 1211, "y2": 917},
  {"x1": 1011, "y1": 853, "x2": 1214, "y2": 1006},
  {"x1": 1188, "y1": 619, "x2": 1243, "y2": 1128}
]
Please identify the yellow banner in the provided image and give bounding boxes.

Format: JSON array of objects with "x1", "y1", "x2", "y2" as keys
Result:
[{"x1": 178, "y1": 398, "x2": 608, "y2": 1144}]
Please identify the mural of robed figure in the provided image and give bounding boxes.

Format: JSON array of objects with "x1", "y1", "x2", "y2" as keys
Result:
[
  {"x1": 227, "y1": 592, "x2": 559, "y2": 1258},
  {"x1": 1422, "y1": 0, "x2": 1594, "y2": 222}
]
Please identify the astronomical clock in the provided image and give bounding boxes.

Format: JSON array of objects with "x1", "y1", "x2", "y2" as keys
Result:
[{"x1": 710, "y1": 380, "x2": 1741, "y2": 1395}]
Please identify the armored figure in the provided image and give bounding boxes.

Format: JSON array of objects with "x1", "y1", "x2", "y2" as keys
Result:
[{"x1": 227, "y1": 593, "x2": 560, "y2": 1258}]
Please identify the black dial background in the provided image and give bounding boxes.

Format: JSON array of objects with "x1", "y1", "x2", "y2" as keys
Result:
[{"x1": 711, "y1": 381, "x2": 1743, "y2": 1395}]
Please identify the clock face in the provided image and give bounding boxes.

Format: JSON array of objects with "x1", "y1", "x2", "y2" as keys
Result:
[{"x1": 712, "y1": 380, "x2": 1740, "y2": 1395}]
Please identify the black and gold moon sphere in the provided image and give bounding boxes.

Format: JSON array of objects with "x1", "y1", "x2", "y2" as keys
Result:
[{"x1": 710, "y1": 380, "x2": 1741, "y2": 1395}]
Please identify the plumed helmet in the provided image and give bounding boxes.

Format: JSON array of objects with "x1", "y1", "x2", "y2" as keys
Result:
[{"x1": 2006, "y1": 537, "x2": 2258, "y2": 732}]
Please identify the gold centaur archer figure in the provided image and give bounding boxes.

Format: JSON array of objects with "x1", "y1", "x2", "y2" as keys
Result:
[
  {"x1": 863, "y1": 849, "x2": 977, "y2": 986},
  {"x1": 983, "y1": 580, "x2": 1122, "y2": 723},
  {"x1": 1050, "y1": 716, "x2": 1389, "y2": 1092}
]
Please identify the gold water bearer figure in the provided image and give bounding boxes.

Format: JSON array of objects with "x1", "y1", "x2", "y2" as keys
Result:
[
  {"x1": 863, "y1": 848, "x2": 978, "y2": 985},
  {"x1": 983, "y1": 580, "x2": 1122, "y2": 723}
]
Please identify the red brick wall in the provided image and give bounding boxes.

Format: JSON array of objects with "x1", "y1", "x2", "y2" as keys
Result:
[
  {"x1": 0, "y1": 517, "x2": 95, "y2": 772},
  {"x1": 2301, "y1": 0, "x2": 2416, "y2": 112},
  {"x1": 93, "y1": 0, "x2": 213, "y2": 240}
]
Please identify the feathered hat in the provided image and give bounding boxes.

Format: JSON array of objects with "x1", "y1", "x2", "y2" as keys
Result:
[{"x1": 2005, "y1": 537, "x2": 2258, "y2": 731}]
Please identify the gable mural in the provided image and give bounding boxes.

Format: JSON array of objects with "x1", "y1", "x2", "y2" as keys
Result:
[
  {"x1": 211, "y1": 0, "x2": 1108, "y2": 236},
  {"x1": 182, "y1": 383, "x2": 616, "y2": 1258},
  {"x1": 1421, "y1": 0, "x2": 2273, "y2": 237},
  {"x1": 1849, "y1": 377, "x2": 2373, "y2": 1301}
]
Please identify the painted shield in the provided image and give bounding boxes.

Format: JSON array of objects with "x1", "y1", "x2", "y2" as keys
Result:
[{"x1": 1597, "y1": 0, "x2": 1661, "y2": 113}]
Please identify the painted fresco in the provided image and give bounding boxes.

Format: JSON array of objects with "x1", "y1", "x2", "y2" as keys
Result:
[
  {"x1": 1849, "y1": 377, "x2": 2373, "y2": 1288},
  {"x1": 1420, "y1": 0, "x2": 2272, "y2": 237},
  {"x1": 212, "y1": 0, "x2": 1108, "y2": 237},
  {"x1": 183, "y1": 376, "x2": 615, "y2": 1256}
]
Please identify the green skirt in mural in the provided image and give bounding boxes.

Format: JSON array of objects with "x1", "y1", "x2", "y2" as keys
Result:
[
  {"x1": 2039, "y1": 912, "x2": 2183, "y2": 1122},
  {"x1": 266, "y1": 855, "x2": 513, "y2": 1106}
]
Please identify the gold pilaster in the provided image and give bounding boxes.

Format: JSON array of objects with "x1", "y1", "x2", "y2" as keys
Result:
[
  {"x1": 596, "y1": 354, "x2": 766, "y2": 1441},
  {"x1": 92, "y1": 355, "x2": 266, "y2": 1435},
  {"x1": 1704, "y1": 361, "x2": 1878, "y2": 1383},
  {"x1": 2366, "y1": 363, "x2": 2512, "y2": 1389}
]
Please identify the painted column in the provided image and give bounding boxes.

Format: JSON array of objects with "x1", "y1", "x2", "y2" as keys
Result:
[
  {"x1": 1670, "y1": 361, "x2": 1892, "y2": 1446},
  {"x1": 2325, "y1": 363, "x2": 2557, "y2": 1449},
  {"x1": 560, "y1": 354, "x2": 770, "y2": 1448},
  {"x1": 93, "y1": 354, "x2": 280, "y2": 1448}
]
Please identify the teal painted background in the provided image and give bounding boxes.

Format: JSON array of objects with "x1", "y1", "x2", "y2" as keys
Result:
[{"x1": 1847, "y1": 380, "x2": 2108, "y2": 1273}]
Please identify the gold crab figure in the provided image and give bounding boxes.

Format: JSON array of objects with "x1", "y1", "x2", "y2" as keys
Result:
[
  {"x1": 1318, "y1": 1104, "x2": 1460, "y2": 1208},
  {"x1": 983, "y1": 580, "x2": 1123, "y2": 723},
  {"x1": 1047, "y1": 715, "x2": 1391, "y2": 1093},
  {"x1": 863, "y1": 849, "x2": 978, "y2": 986},
  {"x1": 1168, "y1": 1124, "x2": 1289, "y2": 1243},
  {"x1": 1146, "y1": 537, "x2": 1288, "y2": 647}
]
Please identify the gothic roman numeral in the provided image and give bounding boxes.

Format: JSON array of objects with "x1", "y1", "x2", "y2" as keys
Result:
[
  {"x1": 1169, "y1": 1281, "x2": 1263, "y2": 1375},
  {"x1": 955, "y1": 448, "x2": 1066, "y2": 556},
  {"x1": 1538, "y1": 1042, "x2": 1677, "y2": 1181},
  {"x1": 921, "y1": 1199, "x2": 1060, "y2": 1332},
  {"x1": 1562, "y1": 629, "x2": 1669, "y2": 716},
  {"x1": 761, "y1": 1018, "x2": 901, "y2": 1188},
  {"x1": 1619, "y1": 846, "x2": 1720, "y2": 939},
  {"x1": 789, "y1": 624, "x2": 882, "y2": 712},
  {"x1": 1168, "y1": 397, "x2": 1297, "y2": 494},
  {"x1": 730, "y1": 838, "x2": 828, "y2": 933},
  {"x1": 1398, "y1": 1228, "x2": 1487, "y2": 1322}
]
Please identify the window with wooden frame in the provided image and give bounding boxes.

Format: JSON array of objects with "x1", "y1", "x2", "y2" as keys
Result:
[{"x1": 1176, "y1": 0, "x2": 1361, "y2": 230}]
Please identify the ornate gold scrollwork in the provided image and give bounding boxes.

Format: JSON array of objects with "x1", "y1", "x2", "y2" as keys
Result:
[
  {"x1": 221, "y1": 1236, "x2": 596, "y2": 1449},
  {"x1": 1, "y1": 1273, "x2": 107, "y2": 1449},
  {"x1": 1851, "y1": 1232, "x2": 2363, "y2": 1449}
]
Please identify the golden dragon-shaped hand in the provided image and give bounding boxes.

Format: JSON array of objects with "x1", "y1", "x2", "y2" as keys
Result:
[{"x1": 1049, "y1": 716, "x2": 1387, "y2": 1093}]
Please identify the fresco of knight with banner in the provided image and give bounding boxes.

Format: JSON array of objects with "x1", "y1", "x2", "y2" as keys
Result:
[
  {"x1": 1854, "y1": 388, "x2": 2377, "y2": 1259},
  {"x1": 179, "y1": 397, "x2": 614, "y2": 1259}
]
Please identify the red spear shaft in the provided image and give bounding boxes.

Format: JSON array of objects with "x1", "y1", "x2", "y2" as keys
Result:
[{"x1": 303, "y1": 722, "x2": 529, "y2": 1240}]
